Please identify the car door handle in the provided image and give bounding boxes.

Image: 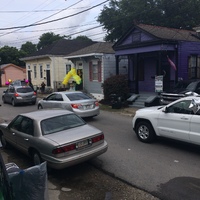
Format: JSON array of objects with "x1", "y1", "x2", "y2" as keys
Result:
[
  {"x1": 12, "y1": 132, "x2": 15, "y2": 136},
  {"x1": 181, "y1": 117, "x2": 189, "y2": 120},
  {"x1": 24, "y1": 138, "x2": 29, "y2": 141}
]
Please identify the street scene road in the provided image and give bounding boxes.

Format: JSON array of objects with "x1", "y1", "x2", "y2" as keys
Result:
[{"x1": 0, "y1": 87, "x2": 200, "y2": 200}]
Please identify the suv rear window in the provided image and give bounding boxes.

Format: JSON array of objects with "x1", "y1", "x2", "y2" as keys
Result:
[{"x1": 16, "y1": 87, "x2": 33, "y2": 93}]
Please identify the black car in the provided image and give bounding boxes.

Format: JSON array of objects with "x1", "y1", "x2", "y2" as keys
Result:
[{"x1": 160, "y1": 80, "x2": 200, "y2": 105}]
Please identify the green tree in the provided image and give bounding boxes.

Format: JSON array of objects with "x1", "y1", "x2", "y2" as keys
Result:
[
  {"x1": 74, "y1": 35, "x2": 92, "y2": 42},
  {"x1": 37, "y1": 32, "x2": 64, "y2": 50},
  {"x1": 98, "y1": 0, "x2": 200, "y2": 42},
  {"x1": 0, "y1": 46, "x2": 24, "y2": 66},
  {"x1": 20, "y1": 41, "x2": 37, "y2": 56}
]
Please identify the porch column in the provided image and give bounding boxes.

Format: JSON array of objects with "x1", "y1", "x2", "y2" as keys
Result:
[
  {"x1": 115, "y1": 55, "x2": 119, "y2": 75},
  {"x1": 134, "y1": 54, "x2": 139, "y2": 94}
]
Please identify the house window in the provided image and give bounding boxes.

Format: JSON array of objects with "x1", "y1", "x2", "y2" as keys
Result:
[
  {"x1": 89, "y1": 61, "x2": 101, "y2": 82},
  {"x1": 34, "y1": 65, "x2": 37, "y2": 78},
  {"x1": 66, "y1": 64, "x2": 71, "y2": 74},
  {"x1": 40, "y1": 65, "x2": 43, "y2": 78},
  {"x1": 188, "y1": 55, "x2": 200, "y2": 79}
]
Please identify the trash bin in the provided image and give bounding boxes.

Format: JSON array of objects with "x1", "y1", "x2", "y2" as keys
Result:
[{"x1": 110, "y1": 94, "x2": 122, "y2": 109}]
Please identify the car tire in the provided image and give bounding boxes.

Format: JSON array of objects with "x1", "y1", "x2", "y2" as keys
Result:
[
  {"x1": 38, "y1": 104, "x2": 43, "y2": 109},
  {"x1": 32, "y1": 101, "x2": 36, "y2": 105},
  {"x1": 12, "y1": 99, "x2": 16, "y2": 107},
  {"x1": 2, "y1": 97, "x2": 6, "y2": 104},
  {"x1": 31, "y1": 151, "x2": 42, "y2": 166},
  {"x1": 0, "y1": 133, "x2": 9, "y2": 148},
  {"x1": 135, "y1": 121, "x2": 156, "y2": 143}
]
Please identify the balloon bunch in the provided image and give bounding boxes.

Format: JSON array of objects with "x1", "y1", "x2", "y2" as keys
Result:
[
  {"x1": 5, "y1": 79, "x2": 12, "y2": 85},
  {"x1": 62, "y1": 68, "x2": 81, "y2": 85}
]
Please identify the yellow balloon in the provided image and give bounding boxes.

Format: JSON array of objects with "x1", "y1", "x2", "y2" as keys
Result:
[{"x1": 62, "y1": 68, "x2": 81, "y2": 85}]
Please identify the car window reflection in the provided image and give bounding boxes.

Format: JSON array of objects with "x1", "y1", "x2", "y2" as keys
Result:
[{"x1": 167, "y1": 100, "x2": 194, "y2": 114}]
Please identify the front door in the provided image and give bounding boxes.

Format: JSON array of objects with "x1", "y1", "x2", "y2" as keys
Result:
[
  {"x1": 46, "y1": 70, "x2": 51, "y2": 87},
  {"x1": 76, "y1": 69, "x2": 83, "y2": 90}
]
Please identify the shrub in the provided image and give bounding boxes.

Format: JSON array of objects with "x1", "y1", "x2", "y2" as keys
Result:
[{"x1": 102, "y1": 74, "x2": 129, "y2": 101}]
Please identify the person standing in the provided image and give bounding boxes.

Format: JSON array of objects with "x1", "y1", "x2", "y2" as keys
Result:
[{"x1": 41, "y1": 82, "x2": 46, "y2": 93}]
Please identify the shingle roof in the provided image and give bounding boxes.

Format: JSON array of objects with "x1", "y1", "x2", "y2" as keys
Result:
[
  {"x1": 66, "y1": 42, "x2": 114, "y2": 57},
  {"x1": 137, "y1": 24, "x2": 200, "y2": 42},
  {"x1": 21, "y1": 39, "x2": 96, "y2": 60}
]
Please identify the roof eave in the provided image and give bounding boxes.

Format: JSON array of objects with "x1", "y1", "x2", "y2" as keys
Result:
[{"x1": 65, "y1": 53, "x2": 104, "y2": 59}]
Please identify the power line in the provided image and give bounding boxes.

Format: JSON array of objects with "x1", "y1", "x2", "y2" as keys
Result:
[{"x1": 0, "y1": 0, "x2": 109, "y2": 31}]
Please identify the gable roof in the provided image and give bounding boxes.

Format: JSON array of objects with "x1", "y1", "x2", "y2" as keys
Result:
[
  {"x1": 0, "y1": 63, "x2": 26, "y2": 72},
  {"x1": 21, "y1": 39, "x2": 96, "y2": 61},
  {"x1": 113, "y1": 24, "x2": 200, "y2": 49},
  {"x1": 137, "y1": 24, "x2": 200, "y2": 41},
  {"x1": 65, "y1": 42, "x2": 114, "y2": 59}
]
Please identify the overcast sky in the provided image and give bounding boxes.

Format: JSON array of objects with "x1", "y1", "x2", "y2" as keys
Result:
[{"x1": 0, "y1": 0, "x2": 109, "y2": 49}]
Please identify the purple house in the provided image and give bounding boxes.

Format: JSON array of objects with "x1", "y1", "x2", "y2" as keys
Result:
[{"x1": 113, "y1": 24, "x2": 200, "y2": 94}]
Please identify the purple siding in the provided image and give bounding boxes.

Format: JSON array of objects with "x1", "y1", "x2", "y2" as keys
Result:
[{"x1": 178, "y1": 41, "x2": 200, "y2": 80}]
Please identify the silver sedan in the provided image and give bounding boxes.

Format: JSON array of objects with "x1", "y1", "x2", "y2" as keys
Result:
[
  {"x1": 37, "y1": 91, "x2": 100, "y2": 118},
  {"x1": 0, "y1": 110, "x2": 108, "y2": 169}
]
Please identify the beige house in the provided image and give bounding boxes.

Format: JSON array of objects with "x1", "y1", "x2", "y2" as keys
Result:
[
  {"x1": 0, "y1": 64, "x2": 26, "y2": 86},
  {"x1": 20, "y1": 39, "x2": 96, "y2": 91}
]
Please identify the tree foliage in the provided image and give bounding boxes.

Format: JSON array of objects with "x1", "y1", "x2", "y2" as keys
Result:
[
  {"x1": 74, "y1": 35, "x2": 92, "y2": 42},
  {"x1": 20, "y1": 42, "x2": 37, "y2": 56},
  {"x1": 37, "y1": 32, "x2": 64, "y2": 50},
  {"x1": 98, "y1": 0, "x2": 200, "y2": 42},
  {"x1": 0, "y1": 46, "x2": 24, "y2": 66}
]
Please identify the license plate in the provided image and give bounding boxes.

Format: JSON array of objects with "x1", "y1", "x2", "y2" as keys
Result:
[
  {"x1": 84, "y1": 105, "x2": 93, "y2": 110},
  {"x1": 76, "y1": 140, "x2": 89, "y2": 149}
]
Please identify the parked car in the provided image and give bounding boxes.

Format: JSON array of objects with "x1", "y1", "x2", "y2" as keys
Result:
[
  {"x1": 160, "y1": 80, "x2": 200, "y2": 105},
  {"x1": 8, "y1": 79, "x2": 27, "y2": 88},
  {"x1": 2, "y1": 86, "x2": 37, "y2": 106},
  {"x1": 132, "y1": 96, "x2": 200, "y2": 145},
  {"x1": 37, "y1": 91, "x2": 100, "y2": 118},
  {"x1": 0, "y1": 109, "x2": 108, "y2": 169}
]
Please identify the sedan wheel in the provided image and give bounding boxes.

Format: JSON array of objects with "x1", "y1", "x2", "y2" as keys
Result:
[
  {"x1": 135, "y1": 121, "x2": 156, "y2": 143},
  {"x1": 0, "y1": 134, "x2": 9, "y2": 148},
  {"x1": 32, "y1": 151, "x2": 42, "y2": 166},
  {"x1": 38, "y1": 104, "x2": 43, "y2": 109},
  {"x1": 12, "y1": 99, "x2": 16, "y2": 107},
  {"x1": 2, "y1": 97, "x2": 6, "y2": 104}
]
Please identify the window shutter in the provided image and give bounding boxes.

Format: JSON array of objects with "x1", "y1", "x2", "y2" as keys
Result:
[
  {"x1": 89, "y1": 61, "x2": 92, "y2": 81},
  {"x1": 98, "y1": 61, "x2": 102, "y2": 82}
]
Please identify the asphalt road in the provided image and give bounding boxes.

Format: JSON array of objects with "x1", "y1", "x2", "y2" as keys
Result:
[
  {"x1": 0, "y1": 88, "x2": 200, "y2": 200},
  {"x1": 88, "y1": 110, "x2": 200, "y2": 200}
]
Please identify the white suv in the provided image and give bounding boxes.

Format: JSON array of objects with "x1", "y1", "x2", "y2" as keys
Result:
[{"x1": 132, "y1": 96, "x2": 200, "y2": 146}]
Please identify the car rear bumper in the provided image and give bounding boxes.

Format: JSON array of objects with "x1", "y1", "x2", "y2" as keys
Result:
[
  {"x1": 42, "y1": 141, "x2": 108, "y2": 169},
  {"x1": 15, "y1": 97, "x2": 36, "y2": 104},
  {"x1": 73, "y1": 107, "x2": 100, "y2": 118}
]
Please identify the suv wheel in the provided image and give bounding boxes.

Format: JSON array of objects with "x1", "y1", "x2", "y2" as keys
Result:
[{"x1": 135, "y1": 121, "x2": 156, "y2": 143}]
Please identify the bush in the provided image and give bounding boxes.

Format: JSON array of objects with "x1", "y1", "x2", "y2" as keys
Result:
[{"x1": 102, "y1": 74, "x2": 129, "y2": 101}]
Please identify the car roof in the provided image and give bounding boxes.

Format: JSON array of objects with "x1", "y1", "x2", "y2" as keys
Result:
[
  {"x1": 10, "y1": 85, "x2": 31, "y2": 89},
  {"x1": 54, "y1": 91, "x2": 83, "y2": 94},
  {"x1": 21, "y1": 109, "x2": 74, "y2": 121}
]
